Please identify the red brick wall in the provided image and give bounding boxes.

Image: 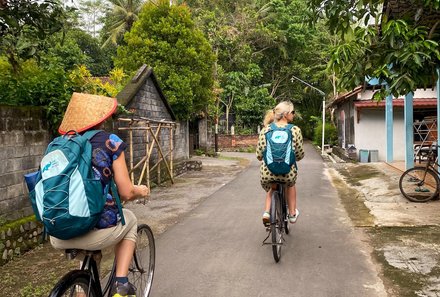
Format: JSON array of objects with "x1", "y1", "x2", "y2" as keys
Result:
[{"x1": 217, "y1": 134, "x2": 258, "y2": 150}]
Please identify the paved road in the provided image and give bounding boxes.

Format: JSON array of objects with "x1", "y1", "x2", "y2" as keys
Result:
[{"x1": 150, "y1": 143, "x2": 386, "y2": 297}]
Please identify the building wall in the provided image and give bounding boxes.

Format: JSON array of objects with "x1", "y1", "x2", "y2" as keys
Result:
[
  {"x1": 217, "y1": 134, "x2": 258, "y2": 150},
  {"x1": 0, "y1": 105, "x2": 51, "y2": 220},
  {"x1": 336, "y1": 100, "x2": 355, "y2": 149},
  {"x1": 354, "y1": 108, "x2": 405, "y2": 161},
  {"x1": 118, "y1": 77, "x2": 189, "y2": 185}
]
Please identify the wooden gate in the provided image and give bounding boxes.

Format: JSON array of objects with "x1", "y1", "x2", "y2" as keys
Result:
[{"x1": 118, "y1": 117, "x2": 176, "y2": 188}]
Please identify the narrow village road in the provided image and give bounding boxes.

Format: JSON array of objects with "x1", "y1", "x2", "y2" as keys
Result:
[{"x1": 150, "y1": 143, "x2": 386, "y2": 297}]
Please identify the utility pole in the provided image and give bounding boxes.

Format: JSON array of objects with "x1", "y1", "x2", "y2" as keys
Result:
[{"x1": 290, "y1": 75, "x2": 326, "y2": 155}]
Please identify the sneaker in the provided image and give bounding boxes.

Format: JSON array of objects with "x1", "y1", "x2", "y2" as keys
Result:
[
  {"x1": 262, "y1": 211, "x2": 270, "y2": 226},
  {"x1": 288, "y1": 209, "x2": 299, "y2": 224},
  {"x1": 111, "y1": 281, "x2": 137, "y2": 297}
]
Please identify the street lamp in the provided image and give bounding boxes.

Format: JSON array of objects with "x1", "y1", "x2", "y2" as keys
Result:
[{"x1": 290, "y1": 75, "x2": 326, "y2": 155}]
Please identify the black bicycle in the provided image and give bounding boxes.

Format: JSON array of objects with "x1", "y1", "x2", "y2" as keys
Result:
[
  {"x1": 263, "y1": 183, "x2": 290, "y2": 262},
  {"x1": 399, "y1": 145, "x2": 440, "y2": 202},
  {"x1": 48, "y1": 224, "x2": 155, "y2": 297}
]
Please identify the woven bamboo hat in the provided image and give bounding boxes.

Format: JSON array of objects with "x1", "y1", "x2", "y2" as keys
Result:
[{"x1": 58, "y1": 92, "x2": 118, "y2": 134}]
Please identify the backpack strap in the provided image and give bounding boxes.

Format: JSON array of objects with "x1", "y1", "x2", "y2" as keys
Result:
[
  {"x1": 269, "y1": 122, "x2": 277, "y2": 131},
  {"x1": 110, "y1": 179, "x2": 126, "y2": 225},
  {"x1": 82, "y1": 130, "x2": 101, "y2": 140}
]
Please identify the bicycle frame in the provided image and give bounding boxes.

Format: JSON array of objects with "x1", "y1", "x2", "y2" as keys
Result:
[
  {"x1": 262, "y1": 183, "x2": 288, "y2": 246},
  {"x1": 80, "y1": 253, "x2": 106, "y2": 297},
  {"x1": 48, "y1": 250, "x2": 114, "y2": 297},
  {"x1": 421, "y1": 147, "x2": 440, "y2": 176}
]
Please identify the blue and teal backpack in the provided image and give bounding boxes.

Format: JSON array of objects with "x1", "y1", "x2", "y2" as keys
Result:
[
  {"x1": 27, "y1": 130, "x2": 124, "y2": 240},
  {"x1": 263, "y1": 123, "x2": 297, "y2": 175}
]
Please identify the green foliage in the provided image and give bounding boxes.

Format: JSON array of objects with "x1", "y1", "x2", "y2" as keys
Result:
[
  {"x1": 0, "y1": 57, "x2": 71, "y2": 131},
  {"x1": 115, "y1": 0, "x2": 215, "y2": 120},
  {"x1": 0, "y1": 0, "x2": 67, "y2": 73},
  {"x1": 40, "y1": 29, "x2": 114, "y2": 76},
  {"x1": 0, "y1": 56, "x2": 127, "y2": 133},
  {"x1": 69, "y1": 29, "x2": 114, "y2": 76},
  {"x1": 313, "y1": 120, "x2": 338, "y2": 147},
  {"x1": 187, "y1": 0, "x2": 333, "y2": 133},
  {"x1": 308, "y1": 0, "x2": 440, "y2": 97},
  {"x1": 101, "y1": 0, "x2": 144, "y2": 47}
]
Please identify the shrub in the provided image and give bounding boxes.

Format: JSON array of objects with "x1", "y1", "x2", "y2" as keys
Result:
[{"x1": 313, "y1": 121, "x2": 338, "y2": 146}]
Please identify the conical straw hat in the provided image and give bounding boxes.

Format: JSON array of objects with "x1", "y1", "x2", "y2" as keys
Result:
[{"x1": 58, "y1": 92, "x2": 118, "y2": 134}]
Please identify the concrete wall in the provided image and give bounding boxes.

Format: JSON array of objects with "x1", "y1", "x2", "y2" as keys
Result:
[
  {"x1": 0, "y1": 105, "x2": 51, "y2": 220},
  {"x1": 354, "y1": 108, "x2": 405, "y2": 161}
]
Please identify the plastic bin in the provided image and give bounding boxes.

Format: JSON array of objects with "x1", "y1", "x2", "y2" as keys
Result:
[
  {"x1": 369, "y1": 150, "x2": 379, "y2": 162},
  {"x1": 359, "y1": 149, "x2": 369, "y2": 163}
]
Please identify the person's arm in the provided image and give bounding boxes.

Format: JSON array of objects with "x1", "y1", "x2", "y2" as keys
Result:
[
  {"x1": 112, "y1": 151, "x2": 149, "y2": 201},
  {"x1": 293, "y1": 126, "x2": 305, "y2": 161},
  {"x1": 256, "y1": 129, "x2": 266, "y2": 161}
]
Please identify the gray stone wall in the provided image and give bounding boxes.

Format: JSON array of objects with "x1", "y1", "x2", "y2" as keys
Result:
[{"x1": 0, "y1": 105, "x2": 51, "y2": 221}]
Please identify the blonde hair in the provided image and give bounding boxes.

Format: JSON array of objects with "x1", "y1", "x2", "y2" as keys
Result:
[{"x1": 263, "y1": 101, "x2": 294, "y2": 126}]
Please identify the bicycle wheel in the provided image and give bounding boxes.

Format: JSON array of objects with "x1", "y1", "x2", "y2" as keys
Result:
[
  {"x1": 48, "y1": 270, "x2": 100, "y2": 297},
  {"x1": 270, "y1": 191, "x2": 282, "y2": 262},
  {"x1": 280, "y1": 188, "x2": 289, "y2": 235},
  {"x1": 399, "y1": 166, "x2": 439, "y2": 202},
  {"x1": 128, "y1": 224, "x2": 155, "y2": 297}
]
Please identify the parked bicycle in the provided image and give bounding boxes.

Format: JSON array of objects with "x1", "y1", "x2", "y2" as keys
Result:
[
  {"x1": 399, "y1": 145, "x2": 439, "y2": 202},
  {"x1": 48, "y1": 224, "x2": 155, "y2": 297},
  {"x1": 262, "y1": 182, "x2": 290, "y2": 262}
]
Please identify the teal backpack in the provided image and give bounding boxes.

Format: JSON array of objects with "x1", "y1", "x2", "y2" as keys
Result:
[
  {"x1": 263, "y1": 123, "x2": 297, "y2": 175},
  {"x1": 27, "y1": 130, "x2": 124, "y2": 240}
]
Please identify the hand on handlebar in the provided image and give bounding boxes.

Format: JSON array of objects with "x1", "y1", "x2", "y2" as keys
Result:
[{"x1": 135, "y1": 185, "x2": 150, "y2": 199}]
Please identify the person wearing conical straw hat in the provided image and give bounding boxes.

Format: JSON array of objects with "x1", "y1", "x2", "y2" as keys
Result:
[{"x1": 51, "y1": 92, "x2": 149, "y2": 297}]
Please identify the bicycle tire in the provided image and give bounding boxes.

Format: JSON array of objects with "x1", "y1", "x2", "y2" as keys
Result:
[
  {"x1": 399, "y1": 166, "x2": 439, "y2": 202},
  {"x1": 280, "y1": 187, "x2": 289, "y2": 235},
  {"x1": 128, "y1": 224, "x2": 155, "y2": 297},
  {"x1": 48, "y1": 270, "x2": 100, "y2": 297},
  {"x1": 270, "y1": 191, "x2": 282, "y2": 262}
]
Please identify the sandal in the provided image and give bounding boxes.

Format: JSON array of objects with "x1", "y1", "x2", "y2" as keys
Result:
[
  {"x1": 262, "y1": 211, "x2": 270, "y2": 226},
  {"x1": 288, "y1": 209, "x2": 299, "y2": 224}
]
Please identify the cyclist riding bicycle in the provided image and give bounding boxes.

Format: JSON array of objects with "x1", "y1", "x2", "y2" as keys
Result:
[
  {"x1": 50, "y1": 93, "x2": 150, "y2": 297},
  {"x1": 256, "y1": 101, "x2": 304, "y2": 226}
]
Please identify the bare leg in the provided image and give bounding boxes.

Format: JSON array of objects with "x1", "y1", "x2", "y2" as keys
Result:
[
  {"x1": 286, "y1": 186, "x2": 297, "y2": 215},
  {"x1": 264, "y1": 189, "x2": 272, "y2": 212},
  {"x1": 115, "y1": 239, "x2": 136, "y2": 277}
]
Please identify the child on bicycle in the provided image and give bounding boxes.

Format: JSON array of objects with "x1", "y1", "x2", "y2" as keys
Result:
[
  {"x1": 50, "y1": 93, "x2": 149, "y2": 297},
  {"x1": 256, "y1": 101, "x2": 304, "y2": 225}
]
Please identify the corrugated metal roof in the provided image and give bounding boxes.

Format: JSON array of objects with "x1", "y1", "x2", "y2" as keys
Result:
[
  {"x1": 354, "y1": 98, "x2": 438, "y2": 109},
  {"x1": 329, "y1": 86, "x2": 364, "y2": 107}
]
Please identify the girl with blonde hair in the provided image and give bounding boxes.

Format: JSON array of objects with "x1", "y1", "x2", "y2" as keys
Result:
[{"x1": 256, "y1": 101, "x2": 305, "y2": 225}]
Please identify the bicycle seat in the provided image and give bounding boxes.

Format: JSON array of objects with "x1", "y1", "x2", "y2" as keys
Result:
[
  {"x1": 270, "y1": 182, "x2": 286, "y2": 190},
  {"x1": 65, "y1": 249, "x2": 102, "y2": 260}
]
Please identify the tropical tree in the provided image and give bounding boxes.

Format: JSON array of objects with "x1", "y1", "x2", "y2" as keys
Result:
[
  {"x1": 186, "y1": 0, "x2": 333, "y2": 135},
  {"x1": 115, "y1": 0, "x2": 215, "y2": 120},
  {"x1": 308, "y1": 0, "x2": 440, "y2": 97},
  {"x1": 0, "y1": 0, "x2": 66, "y2": 73},
  {"x1": 78, "y1": 0, "x2": 107, "y2": 38},
  {"x1": 101, "y1": 0, "x2": 145, "y2": 47}
]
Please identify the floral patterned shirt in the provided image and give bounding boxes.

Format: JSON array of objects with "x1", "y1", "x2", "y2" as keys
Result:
[{"x1": 89, "y1": 131, "x2": 127, "y2": 229}]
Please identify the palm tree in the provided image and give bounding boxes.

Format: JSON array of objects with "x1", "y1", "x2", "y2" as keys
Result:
[{"x1": 102, "y1": 0, "x2": 145, "y2": 47}]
